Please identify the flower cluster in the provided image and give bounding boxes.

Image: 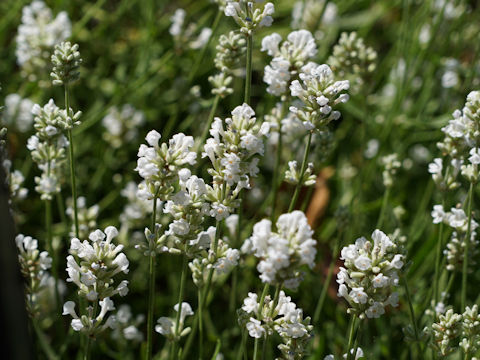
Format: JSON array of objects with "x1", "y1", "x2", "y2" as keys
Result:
[
  {"x1": 102, "y1": 104, "x2": 146, "y2": 149},
  {"x1": 431, "y1": 205, "x2": 479, "y2": 272},
  {"x1": 27, "y1": 99, "x2": 68, "y2": 200},
  {"x1": 214, "y1": 31, "x2": 246, "y2": 74},
  {"x1": 224, "y1": 1, "x2": 275, "y2": 35},
  {"x1": 15, "y1": 234, "x2": 52, "y2": 315},
  {"x1": 290, "y1": 63, "x2": 350, "y2": 130},
  {"x1": 284, "y1": 160, "x2": 316, "y2": 187},
  {"x1": 155, "y1": 302, "x2": 194, "y2": 341},
  {"x1": 2, "y1": 94, "x2": 34, "y2": 132},
  {"x1": 239, "y1": 290, "x2": 313, "y2": 359},
  {"x1": 62, "y1": 297, "x2": 116, "y2": 334},
  {"x1": 381, "y1": 153, "x2": 401, "y2": 188},
  {"x1": 188, "y1": 226, "x2": 240, "y2": 287},
  {"x1": 50, "y1": 42, "x2": 83, "y2": 86},
  {"x1": 66, "y1": 226, "x2": 129, "y2": 302},
  {"x1": 424, "y1": 308, "x2": 463, "y2": 356},
  {"x1": 242, "y1": 211, "x2": 317, "y2": 290},
  {"x1": 428, "y1": 157, "x2": 461, "y2": 191},
  {"x1": 169, "y1": 9, "x2": 212, "y2": 50},
  {"x1": 163, "y1": 170, "x2": 210, "y2": 250},
  {"x1": 327, "y1": 32, "x2": 377, "y2": 92},
  {"x1": 261, "y1": 30, "x2": 317, "y2": 96},
  {"x1": 337, "y1": 230, "x2": 403, "y2": 319},
  {"x1": 15, "y1": 0, "x2": 71, "y2": 82},
  {"x1": 203, "y1": 103, "x2": 269, "y2": 220},
  {"x1": 436, "y1": 91, "x2": 480, "y2": 180},
  {"x1": 135, "y1": 130, "x2": 196, "y2": 200},
  {"x1": 66, "y1": 197, "x2": 99, "y2": 239}
]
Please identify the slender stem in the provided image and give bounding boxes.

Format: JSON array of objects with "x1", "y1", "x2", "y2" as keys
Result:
[
  {"x1": 433, "y1": 200, "x2": 445, "y2": 306},
  {"x1": 403, "y1": 276, "x2": 420, "y2": 351},
  {"x1": 461, "y1": 182, "x2": 474, "y2": 310},
  {"x1": 65, "y1": 84, "x2": 79, "y2": 239},
  {"x1": 198, "y1": 288, "x2": 204, "y2": 360},
  {"x1": 172, "y1": 254, "x2": 189, "y2": 360},
  {"x1": 201, "y1": 220, "x2": 221, "y2": 307},
  {"x1": 146, "y1": 195, "x2": 158, "y2": 360},
  {"x1": 288, "y1": 131, "x2": 313, "y2": 212},
  {"x1": 196, "y1": 94, "x2": 220, "y2": 155},
  {"x1": 376, "y1": 186, "x2": 391, "y2": 229},
  {"x1": 271, "y1": 102, "x2": 287, "y2": 222},
  {"x1": 345, "y1": 314, "x2": 358, "y2": 360},
  {"x1": 32, "y1": 320, "x2": 59, "y2": 360},
  {"x1": 313, "y1": 234, "x2": 341, "y2": 322},
  {"x1": 45, "y1": 200, "x2": 60, "y2": 308},
  {"x1": 84, "y1": 336, "x2": 92, "y2": 360},
  {"x1": 237, "y1": 328, "x2": 247, "y2": 360},
  {"x1": 253, "y1": 284, "x2": 270, "y2": 360},
  {"x1": 253, "y1": 337, "x2": 260, "y2": 360},
  {"x1": 244, "y1": 33, "x2": 253, "y2": 104}
]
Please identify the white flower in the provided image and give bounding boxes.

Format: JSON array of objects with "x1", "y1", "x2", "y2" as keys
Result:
[
  {"x1": 350, "y1": 287, "x2": 368, "y2": 304},
  {"x1": 246, "y1": 318, "x2": 265, "y2": 338},
  {"x1": 365, "y1": 302, "x2": 385, "y2": 318},
  {"x1": 242, "y1": 293, "x2": 259, "y2": 313},
  {"x1": 432, "y1": 204, "x2": 446, "y2": 224}
]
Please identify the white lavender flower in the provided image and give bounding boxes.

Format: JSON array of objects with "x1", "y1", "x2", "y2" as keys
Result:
[
  {"x1": 3, "y1": 160, "x2": 28, "y2": 201},
  {"x1": 337, "y1": 230, "x2": 403, "y2": 319},
  {"x1": 239, "y1": 290, "x2": 313, "y2": 357},
  {"x1": 328, "y1": 32, "x2": 377, "y2": 92},
  {"x1": 63, "y1": 297, "x2": 117, "y2": 335},
  {"x1": 50, "y1": 41, "x2": 82, "y2": 86},
  {"x1": 203, "y1": 103, "x2": 269, "y2": 220},
  {"x1": 214, "y1": 31, "x2": 246, "y2": 74},
  {"x1": 102, "y1": 105, "x2": 145, "y2": 148},
  {"x1": 284, "y1": 160, "x2": 316, "y2": 187},
  {"x1": 16, "y1": 234, "x2": 52, "y2": 315},
  {"x1": 224, "y1": 1, "x2": 275, "y2": 34},
  {"x1": 16, "y1": 0, "x2": 71, "y2": 82},
  {"x1": 242, "y1": 211, "x2": 316, "y2": 289},
  {"x1": 135, "y1": 130, "x2": 196, "y2": 200},
  {"x1": 289, "y1": 63, "x2": 350, "y2": 130},
  {"x1": 66, "y1": 226, "x2": 129, "y2": 301},
  {"x1": 261, "y1": 30, "x2": 317, "y2": 96},
  {"x1": 155, "y1": 302, "x2": 194, "y2": 341},
  {"x1": 28, "y1": 99, "x2": 68, "y2": 200},
  {"x1": 189, "y1": 226, "x2": 240, "y2": 286}
]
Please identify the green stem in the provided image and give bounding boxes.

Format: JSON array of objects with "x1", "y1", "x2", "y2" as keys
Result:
[
  {"x1": 253, "y1": 338, "x2": 260, "y2": 360},
  {"x1": 461, "y1": 182, "x2": 474, "y2": 310},
  {"x1": 433, "y1": 201, "x2": 445, "y2": 306},
  {"x1": 198, "y1": 288, "x2": 204, "y2": 360},
  {"x1": 402, "y1": 276, "x2": 420, "y2": 350},
  {"x1": 288, "y1": 131, "x2": 313, "y2": 212},
  {"x1": 244, "y1": 33, "x2": 253, "y2": 104},
  {"x1": 345, "y1": 314, "x2": 358, "y2": 360},
  {"x1": 84, "y1": 336, "x2": 92, "y2": 360},
  {"x1": 376, "y1": 186, "x2": 391, "y2": 229},
  {"x1": 253, "y1": 284, "x2": 270, "y2": 360},
  {"x1": 270, "y1": 102, "x2": 286, "y2": 222},
  {"x1": 146, "y1": 195, "x2": 158, "y2": 360},
  {"x1": 313, "y1": 234, "x2": 341, "y2": 322},
  {"x1": 196, "y1": 94, "x2": 220, "y2": 155},
  {"x1": 66, "y1": 83, "x2": 79, "y2": 239},
  {"x1": 32, "y1": 320, "x2": 59, "y2": 360},
  {"x1": 45, "y1": 200, "x2": 60, "y2": 308},
  {"x1": 172, "y1": 254, "x2": 189, "y2": 360}
]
